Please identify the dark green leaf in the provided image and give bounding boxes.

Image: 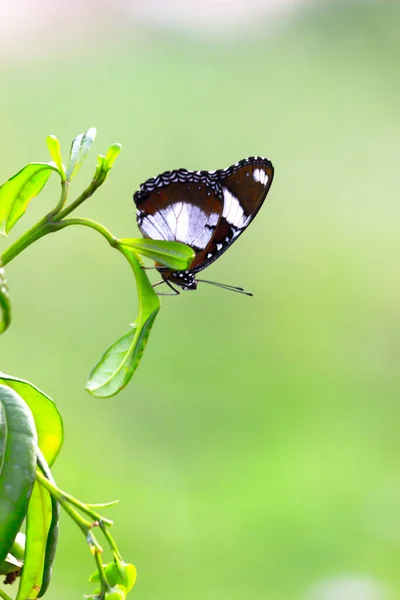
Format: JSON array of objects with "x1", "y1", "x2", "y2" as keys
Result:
[
  {"x1": 46, "y1": 135, "x2": 65, "y2": 180},
  {"x1": 0, "y1": 385, "x2": 37, "y2": 566},
  {"x1": 120, "y1": 238, "x2": 195, "y2": 270},
  {"x1": 66, "y1": 127, "x2": 97, "y2": 181},
  {"x1": 16, "y1": 480, "x2": 52, "y2": 600},
  {"x1": 0, "y1": 265, "x2": 11, "y2": 334},
  {"x1": 36, "y1": 450, "x2": 59, "y2": 598},
  {"x1": 86, "y1": 248, "x2": 160, "y2": 397},
  {"x1": 0, "y1": 163, "x2": 59, "y2": 235},
  {"x1": 0, "y1": 374, "x2": 63, "y2": 466}
]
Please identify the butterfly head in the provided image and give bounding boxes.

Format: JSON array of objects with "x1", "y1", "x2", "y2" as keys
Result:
[{"x1": 161, "y1": 269, "x2": 197, "y2": 291}]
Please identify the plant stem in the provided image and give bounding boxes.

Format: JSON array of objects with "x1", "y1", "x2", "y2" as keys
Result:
[
  {"x1": 36, "y1": 469, "x2": 113, "y2": 527},
  {"x1": 56, "y1": 180, "x2": 101, "y2": 220},
  {"x1": 0, "y1": 589, "x2": 12, "y2": 600},
  {"x1": 1, "y1": 213, "x2": 117, "y2": 269},
  {"x1": 1, "y1": 176, "x2": 73, "y2": 266},
  {"x1": 36, "y1": 471, "x2": 104, "y2": 553},
  {"x1": 0, "y1": 220, "x2": 55, "y2": 266},
  {"x1": 94, "y1": 552, "x2": 108, "y2": 594},
  {"x1": 100, "y1": 526, "x2": 122, "y2": 561},
  {"x1": 48, "y1": 179, "x2": 70, "y2": 218},
  {"x1": 52, "y1": 218, "x2": 118, "y2": 248}
]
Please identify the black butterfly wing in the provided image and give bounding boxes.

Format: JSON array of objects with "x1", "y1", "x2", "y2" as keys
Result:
[
  {"x1": 134, "y1": 170, "x2": 224, "y2": 254},
  {"x1": 190, "y1": 157, "x2": 274, "y2": 273}
]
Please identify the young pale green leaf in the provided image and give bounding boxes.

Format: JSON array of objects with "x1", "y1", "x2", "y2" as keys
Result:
[
  {"x1": 86, "y1": 328, "x2": 137, "y2": 396},
  {"x1": 0, "y1": 385, "x2": 37, "y2": 566},
  {"x1": 16, "y1": 481, "x2": 52, "y2": 600},
  {"x1": 119, "y1": 238, "x2": 195, "y2": 270},
  {"x1": 105, "y1": 143, "x2": 122, "y2": 169},
  {"x1": 0, "y1": 265, "x2": 11, "y2": 334},
  {"x1": 66, "y1": 127, "x2": 97, "y2": 181},
  {"x1": 0, "y1": 162, "x2": 59, "y2": 235},
  {"x1": 86, "y1": 248, "x2": 160, "y2": 397},
  {"x1": 0, "y1": 374, "x2": 63, "y2": 466},
  {"x1": 46, "y1": 135, "x2": 65, "y2": 180},
  {"x1": 92, "y1": 143, "x2": 122, "y2": 187}
]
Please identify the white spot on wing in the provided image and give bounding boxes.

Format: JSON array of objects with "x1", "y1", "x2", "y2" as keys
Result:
[
  {"x1": 222, "y1": 187, "x2": 246, "y2": 228},
  {"x1": 208, "y1": 212, "x2": 219, "y2": 226},
  {"x1": 253, "y1": 168, "x2": 269, "y2": 185}
]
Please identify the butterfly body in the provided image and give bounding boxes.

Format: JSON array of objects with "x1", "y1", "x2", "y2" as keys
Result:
[{"x1": 134, "y1": 157, "x2": 274, "y2": 293}]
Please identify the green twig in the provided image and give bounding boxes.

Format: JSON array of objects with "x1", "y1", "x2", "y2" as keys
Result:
[
  {"x1": 99, "y1": 526, "x2": 122, "y2": 561},
  {"x1": 0, "y1": 588, "x2": 12, "y2": 600},
  {"x1": 0, "y1": 173, "x2": 109, "y2": 267},
  {"x1": 36, "y1": 469, "x2": 112, "y2": 527},
  {"x1": 56, "y1": 180, "x2": 101, "y2": 221},
  {"x1": 36, "y1": 471, "x2": 104, "y2": 553},
  {"x1": 94, "y1": 551, "x2": 108, "y2": 594},
  {"x1": 52, "y1": 217, "x2": 118, "y2": 248},
  {"x1": 47, "y1": 179, "x2": 70, "y2": 218},
  {"x1": 0, "y1": 221, "x2": 56, "y2": 266}
]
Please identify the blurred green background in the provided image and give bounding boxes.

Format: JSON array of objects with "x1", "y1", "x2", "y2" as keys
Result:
[{"x1": 1, "y1": 1, "x2": 400, "y2": 598}]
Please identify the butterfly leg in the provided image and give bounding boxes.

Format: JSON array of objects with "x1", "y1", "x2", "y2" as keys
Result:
[{"x1": 152, "y1": 279, "x2": 180, "y2": 296}]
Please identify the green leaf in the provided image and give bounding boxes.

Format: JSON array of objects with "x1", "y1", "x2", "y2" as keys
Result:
[
  {"x1": 105, "y1": 144, "x2": 121, "y2": 169},
  {"x1": 0, "y1": 265, "x2": 11, "y2": 335},
  {"x1": 92, "y1": 143, "x2": 122, "y2": 187},
  {"x1": 36, "y1": 450, "x2": 59, "y2": 598},
  {"x1": 16, "y1": 481, "x2": 52, "y2": 600},
  {"x1": 0, "y1": 385, "x2": 37, "y2": 566},
  {"x1": 9, "y1": 532, "x2": 25, "y2": 561},
  {"x1": 119, "y1": 238, "x2": 195, "y2": 271},
  {"x1": 46, "y1": 135, "x2": 65, "y2": 180},
  {"x1": 86, "y1": 248, "x2": 160, "y2": 397},
  {"x1": 0, "y1": 162, "x2": 59, "y2": 235},
  {"x1": 0, "y1": 374, "x2": 63, "y2": 466},
  {"x1": 66, "y1": 127, "x2": 97, "y2": 181}
]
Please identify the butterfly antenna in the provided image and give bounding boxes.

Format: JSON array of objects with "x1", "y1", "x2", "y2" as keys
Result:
[{"x1": 196, "y1": 279, "x2": 253, "y2": 297}]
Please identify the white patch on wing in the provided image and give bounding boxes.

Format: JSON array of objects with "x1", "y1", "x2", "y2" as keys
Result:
[
  {"x1": 222, "y1": 187, "x2": 246, "y2": 228},
  {"x1": 141, "y1": 202, "x2": 218, "y2": 250},
  {"x1": 165, "y1": 202, "x2": 190, "y2": 240},
  {"x1": 208, "y1": 212, "x2": 219, "y2": 226},
  {"x1": 253, "y1": 168, "x2": 269, "y2": 185},
  {"x1": 140, "y1": 214, "x2": 172, "y2": 240}
]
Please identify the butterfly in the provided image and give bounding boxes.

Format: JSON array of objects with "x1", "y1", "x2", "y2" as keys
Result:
[{"x1": 133, "y1": 156, "x2": 274, "y2": 295}]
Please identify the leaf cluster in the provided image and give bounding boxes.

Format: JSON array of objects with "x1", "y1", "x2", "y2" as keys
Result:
[{"x1": 0, "y1": 128, "x2": 195, "y2": 599}]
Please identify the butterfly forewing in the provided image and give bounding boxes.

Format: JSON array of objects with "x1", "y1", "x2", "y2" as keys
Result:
[
  {"x1": 134, "y1": 171, "x2": 223, "y2": 252},
  {"x1": 190, "y1": 157, "x2": 274, "y2": 272}
]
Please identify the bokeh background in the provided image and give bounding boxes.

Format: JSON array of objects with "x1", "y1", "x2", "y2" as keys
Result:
[{"x1": 1, "y1": 1, "x2": 400, "y2": 598}]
